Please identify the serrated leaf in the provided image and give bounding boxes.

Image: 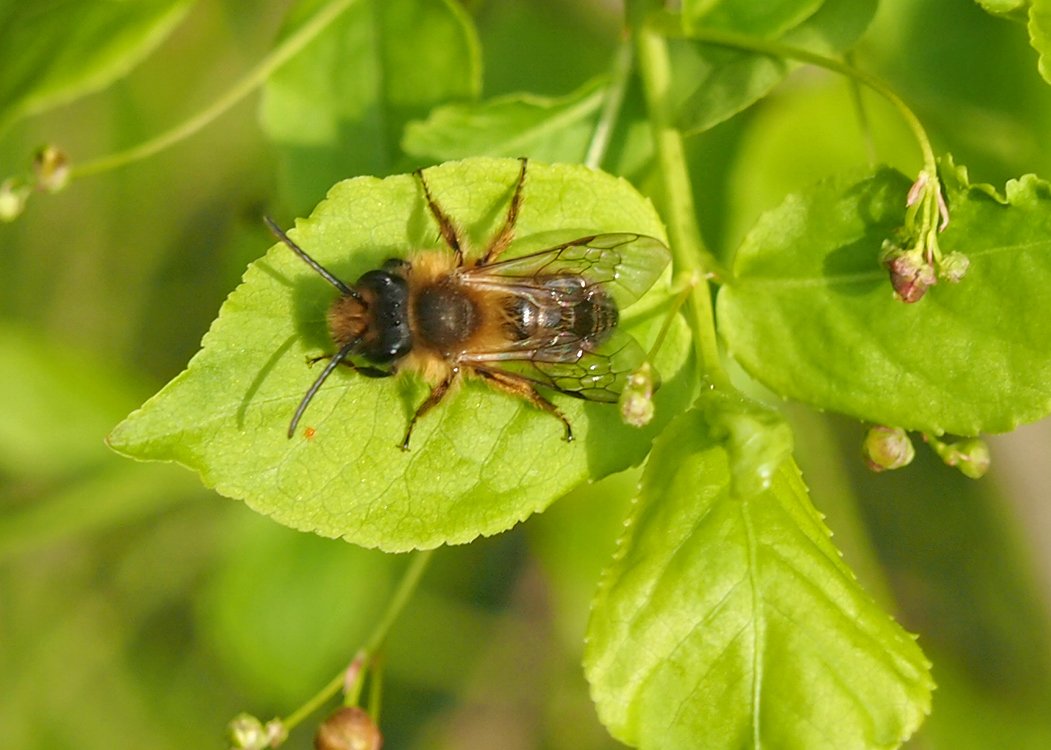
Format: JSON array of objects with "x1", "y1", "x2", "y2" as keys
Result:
[
  {"x1": 0, "y1": 0, "x2": 193, "y2": 132},
  {"x1": 260, "y1": 0, "x2": 481, "y2": 212},
  {"x1": 402, "y1": 78, "x2": 607, "y2": 163},
  {"x1": 717, "y1": 162, "x2": 1051, "y2": 435},
  {"x1": 674, "y1": 0, "x2": 876, "y2": 135},
  {"x1": 585, "y1": 402, "x2": 932, "y2": 750},
  {"x1": 108, "y1": 158, "x2": 693, "y2": 552}
]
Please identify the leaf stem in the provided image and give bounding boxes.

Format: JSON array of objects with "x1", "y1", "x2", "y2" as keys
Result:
[
  {"x1": 70, "y1": 0, "x2": 360, "y2": 179},
  {"x1": 278, "y1": 548, "x2": 434, "y2": 735},
  {"x1": 630, "y1": 2, "x2": 730, "y2": 390},
  {"x1": 584, "y1": 35, "x2": 633, "y2": 169}
]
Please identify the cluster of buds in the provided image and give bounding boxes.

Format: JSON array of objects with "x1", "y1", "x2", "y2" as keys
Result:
[
  {"x1": 879, "y1": 170, "x2": 968, "y2": 302},
  {"x1": 863, "y1": 425, "x2": 990, "y2": 479},
  {"x1": 925, "y1": 434, "x2": 990, "y2": 479}
]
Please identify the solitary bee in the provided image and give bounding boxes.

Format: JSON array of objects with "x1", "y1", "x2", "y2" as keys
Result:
[{"x1": 267, "y1": 159, "x2": 670, "y2": 450}]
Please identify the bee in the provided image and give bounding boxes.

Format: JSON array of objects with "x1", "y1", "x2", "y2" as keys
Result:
[{"x1": 267, "y1": 158, "x2": 670, "y2": 450}]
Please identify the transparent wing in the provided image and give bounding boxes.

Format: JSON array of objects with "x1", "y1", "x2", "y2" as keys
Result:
[
  {"x1": 465, "y1": 233, "x2": 670, "y2": 308},
  {"x1": 462, "y1": 328, "x2": 658, "y2": 403}
]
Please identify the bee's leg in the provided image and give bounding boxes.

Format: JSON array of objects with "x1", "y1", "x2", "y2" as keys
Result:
[
  {"x1": 476, "y1": 368, "x2": 573, "y2": 442},
  {"x1": 402, "y1": 374, "x2": 455, "y2": 451},
  {"x1": 415, "y1": 167, "x2": 465, "y2": 266},
  {"x1": 481, "y1": 157, "x2": 528, "y2": 265},
  {"x1": 306, "y1": 354, "x2": 392, "y2": 379}
]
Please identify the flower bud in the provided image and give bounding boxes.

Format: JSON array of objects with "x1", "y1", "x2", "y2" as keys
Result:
[
  {"x1": 315, "y1": 706, "x2": 382, "y2": 750},
  {"x1": 938, "y1": 251, "x2": 970, "y2": 284},
  {"x1": 0, "y1": 178, "x2": 28, "y2": 222},
  {"x1": 228, "y1": 714, "x2": 285, "y2": 750},
  {"x1": 943, "y1": 438, "x2": 990, "y2": 479},
  {"x1": 619, "y1": 362, "x2": 656, "y2": 427},
  {"x1": 33, "y1": 145, "x2": 71, "y2": 193},
  {"x1": 862, "y1": 425, "x2": 915, "y2": 472},
  {"x1": 885, "y1": 252, "x2": 936, "y2": 303}
]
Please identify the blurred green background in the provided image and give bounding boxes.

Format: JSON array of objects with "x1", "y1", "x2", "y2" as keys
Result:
[{"x1": 1, "y1": 1, "x2": 1050, "y2": 748}]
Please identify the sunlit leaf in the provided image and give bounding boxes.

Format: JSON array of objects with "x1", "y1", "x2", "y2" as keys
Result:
[
  {"x1": 717, "y1": 160, "x2": 1051, "y2": 435},
  {"x1": 108, "y1": 158, "x2": 692, "y2": 552},
  {"x1": 586, "y1": 402, "x2": 932, "y2": 749},
  {"x1": 402, "y1": 78, "x2": 606, "y2": 163},
  {"x1": 0, "y1": 0, "x2": 193, "y2": 132}
]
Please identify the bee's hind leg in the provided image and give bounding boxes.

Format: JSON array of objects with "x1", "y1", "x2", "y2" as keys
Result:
[
  {"x1": 415, "y1": 167, "x2": 466, "y2": 266},
  {"x1": 476, "y1": 368, "x2": 573, "y2": 442},
  {"x1": 481, "y1": 157, "x2": 528, "y2": 265}
]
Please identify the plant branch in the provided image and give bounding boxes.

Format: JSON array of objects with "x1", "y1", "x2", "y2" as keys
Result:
[
  {"x1": 630, "y1": 1, "x2": 730, "y2": 390},
  {"x1": 585, "y1": 35, "x2": 634, "y2": 169}
]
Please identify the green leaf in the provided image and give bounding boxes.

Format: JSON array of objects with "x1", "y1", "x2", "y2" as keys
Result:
[
  {"x1": 974, "y1": 0, "x2": 1030, "y2": 21},
  {"x1": 585, "y1": 402, "x2": 932, "y2": 750},
  {"x1": 683, "y1": 0, "x2": 824, "y2": 37},
  {"x1": 0, "y1": 0, "x2": 193, "y2": 132},
  {"x1": 107, "y1": 158, "x2": 693, "y2": 552},
  {"x1": 674, "y1": 0, "x2": 877, "y2": 135},
  {"x1": 717, "y1": 161, "x2": 1051, "y2": 435},
  {"x1": 402, "y1": 78, "x2": 607, "y2": 163},
  {"x1": 260, "y1": 0, "x2": 481, "y2": 213},
  {"x1": 1031, "y1": 0, "x2": 1051, "y2": 84}
]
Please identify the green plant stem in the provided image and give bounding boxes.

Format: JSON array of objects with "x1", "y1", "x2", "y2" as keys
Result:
[
  {"x1": 631, "y1": 5, "x2": 730, "y2": 390},
  {"x1": 279, "y1": 549, "x2": 434, "y2": 734},
  {"x1": 585, "y1": 36, "x2": 634, "y2": 169},
  {"x1": 70, "y1": 0, "x2": 360, "y2": 179},
  {"x1": 650, "y1": 14, "x2": 938, "y2": 176}
]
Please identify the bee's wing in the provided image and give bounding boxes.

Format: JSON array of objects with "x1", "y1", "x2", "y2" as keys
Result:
[
  {"x1": 467, "y1": 233, "x2": 670, "y2": 308},
  {"x1": 463, "y1": 328, "x2": 658, "y2": 403}
]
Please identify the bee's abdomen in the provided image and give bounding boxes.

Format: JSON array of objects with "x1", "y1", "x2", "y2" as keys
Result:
[{"x1": 504, "y1": 276, "x2": 618, "y2": 347}]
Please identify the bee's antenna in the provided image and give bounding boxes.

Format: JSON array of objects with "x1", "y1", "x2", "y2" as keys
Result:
[
  {"x1": 264, "y1": 215, "x2": 360, "y2": 300},
  {"x1": 287, "y1": 337, "x2": 360, "y2": 438}
]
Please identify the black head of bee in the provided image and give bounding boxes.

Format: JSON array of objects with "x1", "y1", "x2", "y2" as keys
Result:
[
  {"x1": 264, "y1": 217, "x2": 410, "y2": 437},
  {"x1": 350, "y1": 269, "x2": 412, "y2": 362}
]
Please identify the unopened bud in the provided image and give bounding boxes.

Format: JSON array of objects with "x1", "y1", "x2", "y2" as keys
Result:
[
  {"x1": 0, "y1": 178, "x2": 28, "y2": 222},
  {"x1": 884, "y1": 251, "x2": 936, "y2": 303},
  {"x1": 938, "y1": 251, "x2": 970, "y2": 284},
  {"x1": 33, "y1": 145, "x2": 71, "y2": 193},
  {"x1": 619, "y1": 362, "x2": 657, "y2": 427},
  {"x1": 228, "y1": 714, "x2": 285, "y2": 750},
  {"x1": 863, "y1": 425, "x2": 915, "y2": 472},
  {"x1": 942, "y1": 437, "x2": 990, "y2": 479},
  {"x1": 315, "y1": 707, "x2": 382, "y2": 750}
]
